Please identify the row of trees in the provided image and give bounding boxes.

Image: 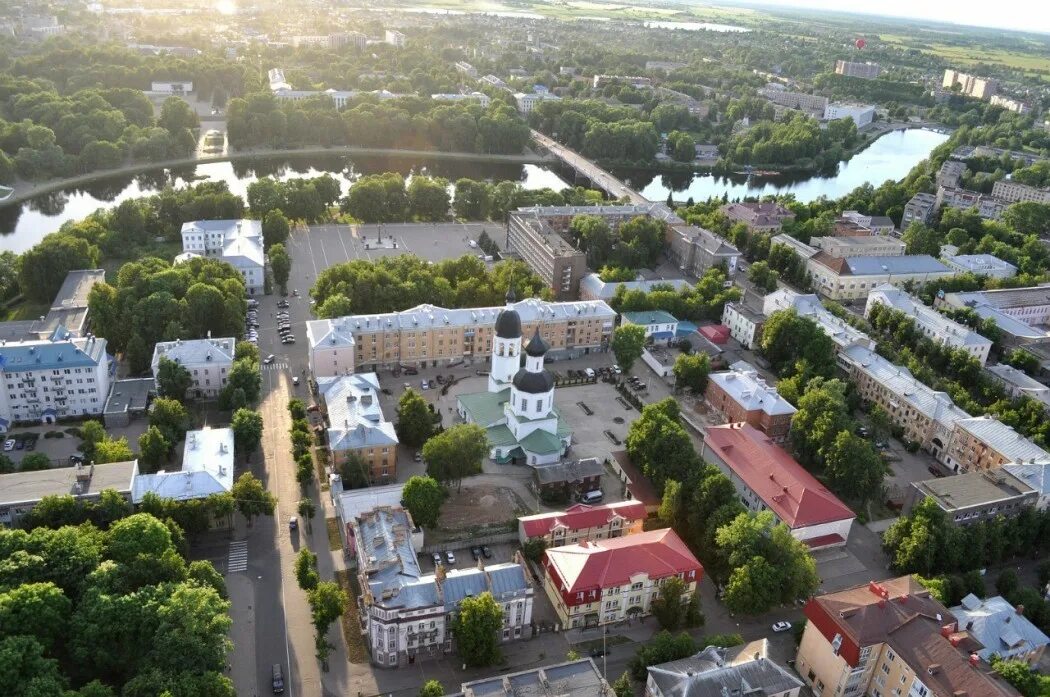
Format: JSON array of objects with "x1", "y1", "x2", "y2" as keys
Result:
[
  {"x1": 292, "y1": 548, "x2": 349, "y2": 668},
  {"x1": 721, "y1": 111, "x2": 859, "y2": 169},
  {"x1": 529, "y1": 98, "x2": 660, "y2": 163},
  {"x1": 569, "y1": 214, "x2": 665, "y2": 271},
  {"x1": 609, "y1": 267, "x2": 742, "y2": 323}
]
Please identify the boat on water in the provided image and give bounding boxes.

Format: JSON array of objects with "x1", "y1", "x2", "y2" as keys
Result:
[
  {"x1": 0, "y1": 185, "x2": 13, "y2": 202},
  {"x1": 735, "y1": 169, "x2": 781, "y2": 177}
]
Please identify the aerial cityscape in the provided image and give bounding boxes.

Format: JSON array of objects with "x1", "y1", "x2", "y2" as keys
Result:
[{"x1": 1, "y1": 1, "x2": 1050, "y2": 696}]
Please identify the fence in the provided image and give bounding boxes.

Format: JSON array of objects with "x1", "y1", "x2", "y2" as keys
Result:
[{"x1": 421, "y1": 530, "x2": 518, "y2": 554}]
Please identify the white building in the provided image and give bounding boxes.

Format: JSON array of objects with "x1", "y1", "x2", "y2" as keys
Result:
[
  {"x1": 513, "y1": 91, "x2": 560, "y2": 114},
  {"x1": 647, "y1": 641, "x2": 803, "y2": 697},
  {"x1": 937, "y1": 286, "x2": 1050, "y2": 343},
  {"x1": 902, "y1": 192, "x2": 938, "y2": 227},
  {"x1": 384, "y1": 30, "x2": 405, "y2": 48},
  {"x1": 1003, "y1": 461, "x2": 1050, "y2": 510},
  {"x1": 721, "y1": 302, "x2": 765, "y2": 349},
  {"x1": 355, "y1": 505, "x2": 533, "y2": 668},
  {"x1": 130, "y1": 427, "x2": 234, "y2": 503},
  {"x1": 150, "y1": 80, "x2": 192, "y2": 94},
  {"x1": 937, "y1": 186, "x2": 1008, "y2": 221},
  {"x1": 620, "y1": 310, "x2": 679, "y2": 345},
  {"x1": 305, "y1": 319, "x2": 356, "y2": 378},
  {"x1": 578, "y1": 273, "x2": 692, "y2": 302},
  {"x1": 150, "y1": 336, "x2": 235, "y2": 398},
  {"x1": 865, "y1": 285, "x2": 993, "y2": 365},
  {"x1": 763, "y1": 289, "x2": 875, "y2": 364},
  {"x1": 431, "y1": 92, "x2": 490, "y2": 107},
  {"x1": 823, "y1": 103, "x2": 874, "y2": 127},
  {"x1": 990, "y1": 95, "x2": 1030, "y2": 114},
  {"x1": 454, "y1": 61, "x2": 477, "y2": 77},
  {"x1": 180, "y1": 220, "x2": 265, "y2": 294},
  {"x1": 991, "y1": 179, "x2": 1050, "y2": 204},
  {"x1": 0, "y1": 330, "x2": 110, "y2": 433},
  {"x1": 941, "y1": 252, "x2": 1018, "y2": 279},
  {"x1": 810, "y1": 236, "x2": 905, "y2": 258}
]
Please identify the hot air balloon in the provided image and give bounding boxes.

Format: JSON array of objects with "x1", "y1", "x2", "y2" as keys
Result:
[{"x1": 855, "y1": 38, "x2": 866, "y2": 49}]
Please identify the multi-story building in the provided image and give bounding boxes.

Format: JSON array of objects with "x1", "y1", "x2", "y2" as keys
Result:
[
  {"x1": 0, "y1": 460, "x2": 136, "y2": 527},
  {"x1": 796, "y1": 576, "x2": 1020, "y2": 697},
  {"x1": 834, "y1": 60, "x2": 880, "y2": 80},
  {"x1": 721, "y1": 201, "x2": 796, "y2": 233},
  {"x1": 991, "y1": 179, "x2": 1050, "y2": 204},
  {"x1": 840, "y1": 344, "x2": 969, "y2": 460},
  {"x1": 150, "y1": 80, "x2": 192, "y2": 94},
  {"x1": 0, "y1": 331, "x2": 110, "y2": 432},
  {"x1": 941, "y1": 253, "x2": 1018, "y2": 279},
  {"x1": 986, "y1": 363, "x2": 1050, "y2": 411},
  {"x1": 317, "y1": 373, "x2": 398, "y2": 483},
  {"x1": 131, "y1": 427, "x2": 234, "y2": 502},
  {"x1": 823, "y1": 103, "x2": 874, "y2": 127},
  {"x1": 355, "y1": 505, "x2": 533, "y2": 668},
  {"x1": 480, "y1": 74, "x2": 509, "y2": 90},
  {"x1": 1003, "y1": 461, "x2": 1050, "y2": 510},
  {"x1": 458, "y1": 659, "x2": 609, "y2": 695},
  {"x1": 308, "y1": 297, "x2": 615, "y2": 375},
  {"x1": 666, "y1": 224, "x2": 741, "y2": 276},
  {"x1": 721, "y1": 302, "x2": 765, "y2": 349},
  {"x1": 810, "y1": 235, "x2": 906, "y2": 258},
  {"x1": 943, "y1": 414, "x2": 1050, "y2": 473},
  {"x1": 951, "y1": 594, "x2": 1049, "y2": 663},
  {"x1": 430, "y1": 91, "x2": 491, "y2": 107},
  {"x1": 937, "y1": 286, "x2": 1050, "y2": 344},
  {"x1": 513, "y1": 91, "x2": 560, "y2": 114},
  {"x1": 647, "y1": 640, "x2": 803, "y2": 697},
  {"x1": 384, "y1": 29, "x2": 406, "y2": 48},
  {"x1": 454, "y1": 61, "x2": 477, "y2": 77},
  {"x1": 757, "y1": 86, "x2": 829, "y2": 115},
  {"x1": 865, "y1": 285, "x2": 993, "y2": 365},
  {"x1": 952, "y1": 145, "x2": 1048, "y2": 167},
  {"x1": 541, "y1": 528, "x2": 702, "y2": 628},
  {"x1": 578, "y1": 274, "x2": 692, "y2": 302},
  {"x1": 902, "y1": 192, "x2": 938, "y2": 227},
  {"x1": 943, "y1": 69, "x2": 1000, "y2": 99},
  {"x1": 645, "y1": 61, "x2": 687, "y2": 71},
  {"x1": 704, "y1": 365, "x2": 796, "y2": 442},
  {"x1": 907, "y1": 468, "x2": 1038, "y2": 525},
  {"x1": 807, "y1": 252, "x2": 955, "y2": 302},
  {"x1": 592, "y1": 74, "x2": 652, "y2": 89},
  {"x1": 763, "y1": 289, "x2": 875, "y2": 364},
  {"x1": 937, "y1": 160, "x2": 968, "y2": 189},
  {"x1": 701, "y1": 423, "x2": 855, "y2": 548},
  {"x1": 150, "y1": 336, "x2": 235, "y2": 398},
  {"x1": 517, "y1": 500, "x2": 646, "y2": 547},
  {"x1": 506, "y1": 210, "x2": 587, "y2": 300},
  {"x1": 936, "y1": 186, "x2": 1009, "y2": 221},
  {"x1": 180, "y1": 220, "x2": 265, "y2": 294},
  {"x1": 620, "y1": 310, "x2": 679, "y2": 345},
  {"x1": 990, "y1": 95, "x2": 1031, "y2": 114}
]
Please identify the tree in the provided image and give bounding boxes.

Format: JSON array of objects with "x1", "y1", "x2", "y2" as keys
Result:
[
  {"x1": 651, "y1": 576, "x2": 692, "y2": 631},
  {"x1": 294, "y1": 549, "x2": 320, "y2": 591},
  {"x1": 19, "y1": 452, "x2": 52, "y2": 471},
  {"x1": 222, "y1": 358, "x2": 261, "y2": 406},
  {"x1": 789, "y1": 378, "x2": 852, "y2": 465},
  {"x1": 0, "y1": 582, "x2": 72, "y2": 650},
  {"x1": 78, "y1": 420, "x2": 107, "y2": 462},
  {"x1": 747, "y1": 260, "x2": 779, "y2": 292},
  {"x1": 297, "y1": 498, "x2": 316, "y2": 533},
  {"x1": 902, "y1": 221, "x2": 941, "y2": 256},
  {"x1": 611, "y1": 672, "x2": 633, "y2": 697},
  {"x1": 149, "y1": 397, "x2": 189, "y2": 450},
  {"x1": 868, "y1": 404, "x2": 892, "y2": 441},
  {"x1": 95, "y1": 436, "x2": 134, "y2": 464},
  {"x1": 673, "y1": 352, "x2": 711, "y2": 394},
  {"x1": 396, "y1": 389, "x2": 434, "y2": 447},
  {"x1": 522, "y1": 538, "x2": 548, "y2": 564},
  {"x1": 402, "y1": 476, "x2": 445, "y2": 529},
  {"x1": 138, "y1": 426, "x2": 170, "y2": 470},
  {"x1": 156, "y1": 357, "x2": 193, "y2": 400},
  {"x1": 107, "y1": 513, "x2": 174, "y2": 564},
  {"x1": 629, "y1": 631, "x2": 697, "y2": 680},
  {"x1": 760, "y1": 309, "x2": 837, "y2": 378},
  {"x1": 453, "y1": 179, "x2": 490, "y2": 220},
  {"x1": 823, "y1": 431, "x2": 885, "y2": 504},
  {"x1": 420, "y1": 680, "x2": 445, "y2": 697},
  {"x1": 18, "y1": 233, "x2": 99, "y2": 303},
  {"x1": 269, "y1": 243, "x2": 291, "y2": 291},
  {"x1": 423, "y1": 424, "x2": 487, "y2": 492},
  {"x1": 159, "y1": 97, "x2": 199, "y2": 133},
  {"x1": 612, "y1": 324, "x2": 647, "y2": 371},
  {"x1": 231, "y1": 408, "x2": 264, "y2": 460},
  {"x1": 452, "y1": 592, "x2": 503, "y2": 667},
  {"x1": 991, "y1": 658, "x2": 1045, "y2": 697},
  {"x1": 230, "y1": 473, "x2": 276, "y2": 527},
  {"x1": 235, "y1": 341, "x2": 259, "y2": 363},
  {"x1": 408, "y1": 176, "x2": 451, "y2": 221},
  {"x1": 625, "y1": 399, "x2": 697, "y2": 490},
  {"x1": 307, "y1": 581, "x2": 348, "y2": 636},
  {"x1": 262, "y1": 210, "x2": 291, "y2": 248}
]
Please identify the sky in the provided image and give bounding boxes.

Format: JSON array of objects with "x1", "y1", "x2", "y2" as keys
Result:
[{"x1": 730, "y1": 0, "x2": 1050, "y2": 35}]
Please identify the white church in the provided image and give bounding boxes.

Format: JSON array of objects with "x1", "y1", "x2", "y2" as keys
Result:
[{"x1": 456, "y1": 289, "x2": 573, "y2": 466}]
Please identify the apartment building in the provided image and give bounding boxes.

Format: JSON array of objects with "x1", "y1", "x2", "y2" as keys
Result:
[
  {"x1": 937, "y1": 160, "x2": 968, "y2": 189},
  {"x1": 839, "y1": 344, "x2": 969, "y2": 459},
  {"x1": 384, "y1": 29, "x2": 406, "y2": 47},
  {"x1": 951, "y1": 594, "x2": 1049, "y2": 663},
  {"x1": 647, "y1": 640, "x2": 803, "y2": 697},
  {"x1": 810, "y1": 236, "x2": 905, "y2": 258},
  {"x1": 317, "y1": 373, "x2": 398, "y2": 483},
  {"x1": 704, "y1": 366, "x2": 796, "y2": 442},
  {"x1": 0, "y1": 460, "x2": 135, "y2": 527},
  {"x1": 721, "y1": 201, "x2": 796, "y2": 233},
  {"x1": 431, "y1": 91, "x2": 491, "y2": 107},
  {"x1": 941, "y1": 253, "x2": 1017, "y2": 280},
  {"x1": 943, "y1": 414, "x2": 1050, "y2": 473},
  {"x1": 834, "y1": 60, "x2": 880, "y2": 79},
  {"x1": 992, "y1": 179, "x2": 1050, "y2": 204},
  {"x1": 578, "y1": 274, "x2": 692, "y2": 302},
  {"x1": 797, "y1": 577, "x2": 1020, "y2": 697},
  {"x1": 907, "y1": 468, "x2": 1038, "y2": 525},
  {"x1": 990, "y1": 95, "x2": 1031, "y2": 114},
  {"x1": 150, "y1": 80, "x2": 192, "y2": 94},
  {"x1": 839, "y1": 210, "x2": 896, "y2": 236},
  {"x1": 757, "y1": 86, "x2": 829, "y2": 115},
  {"x1": 865, "y1": 285, "x2": 993, "y2": 365},
  {"x1": 131, "y1": 427, "x2": 234, "y2": 503},
  {"x1": 180, "y1": 220, "x2": 264, "y2": 294},
  {"x1": 937, "y1": 286, "x2": 1050, "y2": 343},
  {"x1": 0, "y1": 268, "x2": 107, "y2": 343},
  {"x1": 517, "y1": 500, "x2": 646, "y2": 547},
  {"x1": 807, "y1": 252, "x2": 955, "y2": 302},
  {"x1": 150, "y1": 336, "x2": 235, "y2": 398},
  {"x1": 541, "y1": 528, "x2": 702, "y2": 628},
  {"x1": 454, "y1": 61, "x2": 477, "y2": 77},
  {"x1": 666, "y1": 224, "x2": 741, "y2": 277},
  {"x1": 620, "y1": 310, "x2": 679, "y2": 345},
  {"x1": 506, "y1": 210, "x2": 587, "y2": 300},
  {"x1": 0, "y1": 331, "x2": 110, "y2": 432},
  {"x1": 307, "y1": 298, "x2": 616, "y2": 375},
  {"x1": 592, "y1": 74, "x2": 652, "y2": 89},
  {"x1": 902, "y1": 192, "x2": 938, "y2": 227},
  {"x1": 986, "y1": 363, "x2": 1050, "y2": 411},
  {"x1": 823, "y1": 103, "x2": 874, "y2": 128},
  {"x1": 701, "y1": 423, "x2": 855, "y2": 548},
  {"x1": 459, "y1": 659, "x2": 609, "y2": 695},
  {"x1": 355, "y1": 506, "x2": 533, "y2": 668},
  {"x1": 513, "y1": 91, "x2": 560, "y2": 114},
  {"x1": 952, "y1": 145, "x2": 1047, "y2": 167},
  {"x1": 763, "y1": 289, "x2": 875, "y2": 364},
  {"x1": 943, "y1": 69, "x2": 1000, "y2": 99},
  {"x1": 936, "y1": 186, "x2": 1008, "y2": 221},
  {"x1": 1003, "y1": 461, "x2": 1050, "y2": 510},
  {"x1": 721, "y1": 302, "x2": 765, "y2": 349}
]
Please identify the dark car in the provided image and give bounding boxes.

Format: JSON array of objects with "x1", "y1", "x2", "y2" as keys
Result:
[
  {"x1": 272, "y1": 664, "x2": 284, "y2": 694},
  {"x1": 404, "y1": 367, "x2": 418, "y2": 376},
  {"x1": 927, "y1": 466, "x2": 945, "y2": 478},
  {"x1": 471, "y1": 546, "x2": 482, "y2": 560},
  {"x1": 14, "y1": 439, "x2": 24, "y2": 450},
  {"x1": 590, "y1": 648, "x2": 606, "y2": 658},
  {"x1": 481, "y1": 545, "x2": 492, "y2": 559}
]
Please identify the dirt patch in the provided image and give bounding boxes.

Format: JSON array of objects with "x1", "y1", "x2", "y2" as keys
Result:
[
  {"x1": 334, "y1": 569, "x2": 369, "y2": 664},
  {"x1": 326, "y1": 517, "x2": 342, "y2": 551},
  {"x1": 438, "y1": 484, "x2": 529, "y2": 531}
]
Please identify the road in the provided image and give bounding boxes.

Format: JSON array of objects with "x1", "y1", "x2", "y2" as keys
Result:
[{"x1": 531, "y1": 129, "x2": 649, "y2": 205}]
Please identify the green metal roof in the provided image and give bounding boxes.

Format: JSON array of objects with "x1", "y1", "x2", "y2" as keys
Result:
[
  {"x1": 485, "y1": 424, "x2": 519, "y2": 447},
  {"x1": 622, "y1": 310, "x2": 679, "y2": 326},
  {"x1": 458, "y1": 389, "x2": 510, "y2": 427},
  {"x1": 519, "y1": 428, "x2": 564, "y2": 455}
]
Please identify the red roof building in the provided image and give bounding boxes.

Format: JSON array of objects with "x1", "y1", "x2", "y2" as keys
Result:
[
  {"x1": 700, "y1": 423, "x2": 855, "y2": 549},
  {"x1": 517, "y1": 500, "x2": 647, "y2": 546},
  {"x1": 541, "y1": 528, "x2": 702, "y2": 629},
  {"x1": 699, "y1": 325, "x2": 730, "y2": 344}
]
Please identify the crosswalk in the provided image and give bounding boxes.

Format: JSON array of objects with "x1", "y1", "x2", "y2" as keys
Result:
[
  {"x1": 262, "y1": 361, "x2": 289, "y2": 371},
  {"x1": 227, "y1": 540, "x2": 248, "y2": 574}
]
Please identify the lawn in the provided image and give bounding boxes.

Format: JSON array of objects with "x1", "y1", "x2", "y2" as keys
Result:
[
  {"x1": 878, "y1": 33, "x2": 1050, "y2": 74},
  {"x1": 334, "y1": 569, "x2": 369, "y2": 664},
  {"x1": 326, "y1": 517, "x2": 342, "y2": 551},
  {"x1": 0, "y1": 299, "x2": 49, "y2": 322}
]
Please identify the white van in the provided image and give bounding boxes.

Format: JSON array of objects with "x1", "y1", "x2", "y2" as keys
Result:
[
  {"x1": 584, "y1": 368, "x2": 596, "y2": 379},
  {"x1": 580, "y1": 489, "x2": 603, "y2": 504}
]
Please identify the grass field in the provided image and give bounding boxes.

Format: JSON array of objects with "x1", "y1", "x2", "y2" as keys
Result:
[
  {"x1": 879, "y1": 33, "x2": 1050, "y2": 73},
  {"x1": 0, "y1": 299, "x2": 48, "y2": 322},
  {"x1": 393, "y1": 0, "x2": 763, "y2": 25}
]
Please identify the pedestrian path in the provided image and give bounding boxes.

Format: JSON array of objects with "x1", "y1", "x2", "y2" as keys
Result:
[
  {"x1": 227, "y1": 540, "x2": 248, "y2": 573},
  {"x1": 262, "y1": 361, "x2": 289, "y2": 371}
]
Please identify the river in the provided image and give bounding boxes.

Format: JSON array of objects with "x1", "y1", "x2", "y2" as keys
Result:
[{"x1": 0, "y1": 128, "x2": 948, "y2": 254}]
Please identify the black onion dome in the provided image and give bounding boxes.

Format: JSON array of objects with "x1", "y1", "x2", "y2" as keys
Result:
[
  {"x1": 513, "y1": 368, "x2": 555, "y2": 394},
  {"x1": 495, "y1": 307, "x2": 522, "y2": 339},
  {"x1": 524, "y1": 328, "x2": 549, "y2": 357}
]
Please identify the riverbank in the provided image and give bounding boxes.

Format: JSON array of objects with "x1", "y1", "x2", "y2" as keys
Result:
[{"x1": 0, "y1": 145, "x2": 552, "y2": 208}]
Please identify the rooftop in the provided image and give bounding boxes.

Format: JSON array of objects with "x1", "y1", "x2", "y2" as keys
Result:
[
  {"x1": 0, "y1": 460, "x2": 136, "y2": 507},
  {"x1": 948, "y1": 285, "x2": 1050, "y2": 311},
  {"x1": 1003, "y1": 461, "x2": 1050, "y2": 500},
  {"x1": 131, "y1": 427, "x2": 234, "y2": 503},
  {"x1": 532, "y1": 457, "x2": 603, "y2": 485},
  {"x1": 814, "y1": 253, "x2": 952, "y2": 276},
  {"x1": 335, "y1": 482, "x2": 405, "y2": 523},
  {"x1": 456, "y1": 659, "x2": 608, "y2": 697},
  {"x1": 0, "y1": 333, "x2": 109, "y2": 373},
  {"x1": 318, "y1": 373, "x2": 398, "y2": 451},
  {"x1": 647, "y1": 640, "x2": 803, "y2": 697},
  {"x1": 708, "y1": 368, "x2": 797, "y2": 417},
  {"x1": 763, "y1": 289, "x2": 873, "y2": 350},
  {"x1": 103, "y1": 377, "x2": 155, "y2": 417},
  {"x1": 621, "y1": 310, "x2": 679, "y2": 326},
  {"x1": 952, "y1": 594, "x2": 1050, "y2": 661},
  {"x1": 703, "y1": 423, "x2": 855, "y2": 529},
  {"x1": 519, "y1": 500, "x2": 647, "y2": 538},
  {"x1": 151, "y1": 336, "x2": 236, "y2": 371},
  {"x1": 868, "y1": 285, "x2": 992, "y2": 348},
  {"x1": 943, "y1": 254, "x2": 1018, "y2": 276},
  {"x1": 579, "y1": 274, "x2": 692, "y2": 301},
  {"x1": 610, "y1": 450, "x2": 660, "y2": 508},
  {"x1": 508, "y1": 211, "x2": 581, "y2": 255},
  {"x1": 912, "y1": 468, "x2": 1036, "y2": 511},
  {"x1": 954, "y1": 415, "x2": 1050, "y2": 463},
  {"x1": 721, "y1": 201, "x2": 795, "y2": 227}
]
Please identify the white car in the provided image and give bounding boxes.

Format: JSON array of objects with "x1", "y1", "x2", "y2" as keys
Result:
[
  {"x1": 771, "y1": 621, "x2": 792, "y2": 632},
  {"x1": 2, "y1": 439, "x2": 14, "y2": 451},
  {"x1": 445, "y1": 550, "x2": 456, "y2": 565},
  {"x1": 264, "y1": 354, "x2": 275, "y2": 364}
]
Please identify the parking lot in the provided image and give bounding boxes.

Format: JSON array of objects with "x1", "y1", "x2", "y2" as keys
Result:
[{"x1": 2, "y1": 419, "x2": 149, "y2": 469}]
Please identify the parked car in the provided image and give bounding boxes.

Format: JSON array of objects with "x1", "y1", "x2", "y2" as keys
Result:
[
  {"x1": 771, "y1": 621, "x2": 792, "y2": 632},
  {"x1": 282, "y1": 337, "x2": 295, "y2": 344},
  {"x1": 432, "y1": 552, "x2": 442, "y2": 567},
  {"x1": 2, "y1": 439, "x2": 14, "y2": 451},
  {"x1": 927, "y1": 466, "x2": 945, "y2": 478},
  {"x1": 288, "y1": 517, "x2": 298, "y2": 531},
  {"x1": 404, "y1": 367, "x2": 418, "y2": 376},
  {"x1": 421, "y1": 380, "x2": 429, "y2": 390},
  {"x1": 590, "y1": 648, "x2": 607, "y2": 658},
  {"x1": 445, "y1": 550, "x2": 456, "y2": 565},
  {"x1": 264, "y1": 355, "x2": 275, "y2": 364},
  {"x1": 272, "y1": 664, "x2": 284, "y2": 694},
  {"x1": 612, "y1": 364, "x2": 622, "y2": 374},
  {"x1": 414, "y1": 451, "x2": 422, "y2": 462},
  {"x1": 481, "y1": 545, "x2": 492, "y2": 559},
  {"x1": 14, "y1": 440, "x2": 23, "y2": 450},
  {"x1": 292, "y1": 376, "x2": 300, "y2": 386},
  {"x1": 471, "y1": 546, "x2": 482, "y2": 560}
]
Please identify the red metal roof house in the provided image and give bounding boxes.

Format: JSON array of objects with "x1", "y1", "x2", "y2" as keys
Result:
[{"x1": 517, "y1": 500, "x2": 647, "y2": 546}]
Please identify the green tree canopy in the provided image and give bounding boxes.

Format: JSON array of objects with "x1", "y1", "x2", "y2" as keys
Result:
[
  {"x1": 230, "y1": 473, "x2": 275, "y2": 527},
  {"x1": 156, "y1": 357, "x2": 193, "y2": 400},
  {"x1": 401, "y1": 476, "x2": 445, "y2": 529},
  {"x1": 452, "y1": 592, "x2": 504, "y2": 667},
  {"x1": 612, "y1": 323, "x2": 647, "y2": 371},
  {"x1": 423, "y1": 424, "x2": 487, "y2": 492},
  {"x1": 396, "y1": 389, "x2": 434, "y2": 447}
]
